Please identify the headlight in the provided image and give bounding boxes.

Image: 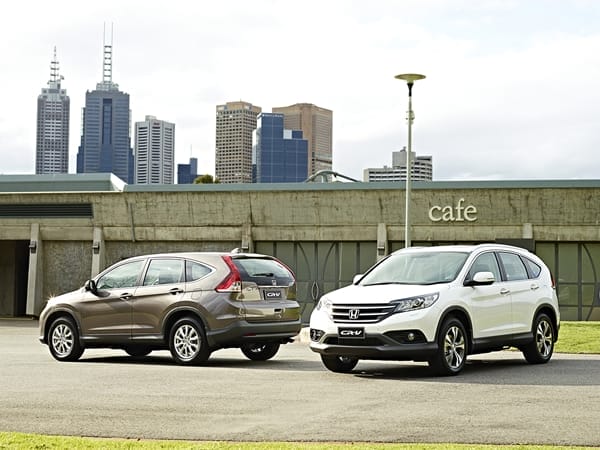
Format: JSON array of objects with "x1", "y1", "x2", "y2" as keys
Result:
[
  {"x1": 392, "y1": 293, "x2": 439, "y2": 313},
  {"x1": 316, "y1": 297, "x2": 332, "y2": 312}
]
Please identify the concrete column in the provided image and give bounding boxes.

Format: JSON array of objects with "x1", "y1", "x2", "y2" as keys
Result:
[
  {"x1": 26, "y1": 223, "x2": 43, "y2": 316},
  {"x1": 522, "y1": 223, "x2": 533, "y2": 239},
  {"x1": 377, "y1": 223, "x2": 388, "y2": 261},
  {"x1": 91, "y1": 226, "x2": 105, "y2": 277},
  {"x1": 241, "y1": 223, "x2": 253, "y2": 253}
]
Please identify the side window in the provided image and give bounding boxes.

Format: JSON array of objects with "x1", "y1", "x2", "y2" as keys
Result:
[
  {"x1": 499, "y1": 252, "x2": 529, "y2": 281},
  {"x1": 97, "y1": 260, "x2": 146, "y2": 290},
  {"x1": 186, "y1": 261, "x2": 213, "y2": 282},
  {"x1": 142, "y1": 259, "x2": 184, "y2": 286},
  {"x1": 522, "y1": 256, "x2": 542, "y2": 278},
  {"x1": 468, "y1": 252, "x2": 501, "y2": 282}
]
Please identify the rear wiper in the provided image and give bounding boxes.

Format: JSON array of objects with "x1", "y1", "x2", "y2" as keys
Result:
[{"x1": 252, "y1": 272, "x2": 274, "y2": 277}]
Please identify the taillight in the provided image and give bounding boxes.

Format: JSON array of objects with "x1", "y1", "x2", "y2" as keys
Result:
[{"x1": 216, "y1": 256, "x2": 242, "y2": 292}]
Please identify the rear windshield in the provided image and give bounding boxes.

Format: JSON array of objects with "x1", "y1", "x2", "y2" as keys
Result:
[{"x1": 233, "y1": 258, "x2": 294, "y2": 285}]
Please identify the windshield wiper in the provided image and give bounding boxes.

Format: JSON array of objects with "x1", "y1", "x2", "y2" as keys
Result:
[{"x1": 362, "y1": 281, "x2": 410, "y2": 286}]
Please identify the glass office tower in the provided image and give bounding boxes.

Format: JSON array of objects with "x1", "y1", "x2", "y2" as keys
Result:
[
  {"x1": 254, "y1": 113, "x2": 308, "y2": 183},
  {"x1": 76, "y1": 35, "x2": 134, "y2": 183}
]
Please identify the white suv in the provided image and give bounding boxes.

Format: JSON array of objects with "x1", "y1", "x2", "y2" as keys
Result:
[{"x1": 309, "y1": 244, "x2": 560, "y2": 376}]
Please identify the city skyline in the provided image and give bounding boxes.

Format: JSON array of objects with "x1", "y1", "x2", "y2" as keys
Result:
[{"x1": 2, "y1": 1, "x2": 600, "y2": 181}]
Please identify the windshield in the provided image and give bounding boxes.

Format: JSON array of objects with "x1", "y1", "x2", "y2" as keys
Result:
[{"x1": 360, "y1": 251, "x2": 469, "y2": 286}]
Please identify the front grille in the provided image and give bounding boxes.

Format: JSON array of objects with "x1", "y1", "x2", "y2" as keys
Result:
[{"x1": 331, "y1": 303, "x2": 395, "y2": 324}]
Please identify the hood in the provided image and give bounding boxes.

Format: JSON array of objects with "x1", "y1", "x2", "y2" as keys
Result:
[
  {"x1": 324, "y1": 283, "x2": 444, "y2": 304},
  {"x1": 45, "y1": 287, "x2": 85, "y2": 307}
]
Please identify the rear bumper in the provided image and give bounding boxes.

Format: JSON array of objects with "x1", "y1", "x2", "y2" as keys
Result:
[{"x1": 207, "y1": 319, "x2": 302, "y2": 348}]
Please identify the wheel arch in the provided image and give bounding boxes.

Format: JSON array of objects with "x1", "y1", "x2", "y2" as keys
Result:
[
  {"x1": 43, "y1": 310, "x2": 82, "y2": 346},
  {"x1": 533, "y1": 304, "x2": 559, "y2": 341},
  {"x1": 163, "y1": 308, "x2": 208, "y2": 340},
  {"x1": 435, "y1": 306, "x2": 474, "y2": 350}
]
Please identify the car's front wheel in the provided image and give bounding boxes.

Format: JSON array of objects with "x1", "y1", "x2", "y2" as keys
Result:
[
  {"x1": 48, "y1": 317, "x2": 84, "y2": 362},
  {"x1": 321, "y1": 355, "x2": 359, "y2": 373},
  {"x1": 169, "y1": 317, "x2": 210, "y2": 365},
  {"x1": 429, "y1": 317, "x2": 468, "y2": 376},
  {"x1": 522, "y1": 313, "x2": 555, "y2": 364},
  {"x1": 240, "y1": 343, "x2": 280, "y2": 361}
]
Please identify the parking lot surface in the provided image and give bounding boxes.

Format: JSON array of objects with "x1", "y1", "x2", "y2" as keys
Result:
[{"x1": 1, "y1": 319, "x2": 600, "y2": 446}]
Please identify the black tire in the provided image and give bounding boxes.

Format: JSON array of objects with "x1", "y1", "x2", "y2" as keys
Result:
[
  {"x1": 240, "y1": 342, "x2": 280, "y2": 361},
  {"x1": 48, "y1": 317, "x2": 84, "y2": 362},
  {"x1": 124, "y1": 346, "x2": 153, "y2": 357},
  {"x1": 429, "y1": 317, "x2": 468, "y2": 376},
  {"x1": 321, "y1": 355, "x2": 359, "y2": 373},
  {"x1": 168, "y1": 317, "x2": 210, "y2": 365},
  {"x1": 522, "y1": 313, "x2": 555, "y2": 364}
]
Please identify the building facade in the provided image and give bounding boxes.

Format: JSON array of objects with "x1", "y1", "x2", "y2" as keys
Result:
[
  {"x1": 272, "y1": 103, "x2": 332, "y2": 176},
  {"x1": 1, "y1": 177, "x2": 599, "y2": 324},
  {"x1": 215, "y1": 101, "x2": 262, "y2": 183},
  {"x1": 35, "y1": 49, "x2": 70, "y2": 174},
  {"x1": 254, "y1": 113, "x2": 308, "y2": 183},
  {"x1": 364, "y1": 148, "x2": 433, "y2": 182},
  {"x1": 134, "y1": 116, "x2": 175, "y2": 184},
  {"x1": 76, "y1": 37, "x2": 134, "y2": 183},
  {"x1": 177, "y1": 157, "x2": 198, "y2": 184}
]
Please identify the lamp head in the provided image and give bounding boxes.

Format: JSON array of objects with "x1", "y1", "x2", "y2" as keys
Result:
[{"x1": 395, "y1": 73, "x2": 426, "y2": 83}]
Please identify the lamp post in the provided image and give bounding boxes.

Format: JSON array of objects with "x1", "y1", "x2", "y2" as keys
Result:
[{"x1": 395, "y1": 73, "x2": 425, "y2": 248}]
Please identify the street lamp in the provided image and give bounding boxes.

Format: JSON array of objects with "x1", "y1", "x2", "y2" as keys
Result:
[{"x1": 395, "y1": 73, "x2": 425, "y2": 248}]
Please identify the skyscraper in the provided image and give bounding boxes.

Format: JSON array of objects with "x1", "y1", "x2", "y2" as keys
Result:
[
  {"x1": 271, "y1": 103, "x2": 332, "y2": 176},
  {"x1": 215, "y1": 101, "x2": 261, "y2": 183},
  {"x1": 134, "y1": 115, "x2": 175, "y2": 184},
  {"x1": 177, "y1": 157, "x2": 198, "y2": 184},
  {"x1": 254, "y1": 113, "x2": 308, "y2": 183},
  {"x1": 76, "y1": 30, "x2": 134, "y2": 183},
  {"x1": 36, "y1": 48, "x2": 70, "y2": 174}
]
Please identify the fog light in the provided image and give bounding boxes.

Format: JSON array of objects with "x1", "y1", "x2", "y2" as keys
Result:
[
  {"x1": 407, "y1": 332, "x2": 415, "y2": 342},
  {"x1": 310, "y1": 328, "x2": 324, "y2": 342}
]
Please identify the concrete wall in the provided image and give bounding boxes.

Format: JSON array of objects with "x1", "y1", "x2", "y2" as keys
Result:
[{"x1": 0, "y1": 182, "x2": 599, "y2": 315}]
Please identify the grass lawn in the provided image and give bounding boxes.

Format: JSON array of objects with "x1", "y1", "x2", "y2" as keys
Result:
[{"x1": 554, "y1": 321, "x2": 600, "y2": 354}]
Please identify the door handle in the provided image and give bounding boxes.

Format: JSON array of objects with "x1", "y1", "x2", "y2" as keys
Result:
[
  {"x1": 169, "y1": 287, "x2": 184, "y2": 295},
  {"x1": 120, "y1": 293, "x2": 132, "y2": 300},
  {"x1": 530, "y1": 284, "x2": 539, "y2": 290},
  {"x1": 500, "y1": 288, "x2": 510, "y2": 295}
]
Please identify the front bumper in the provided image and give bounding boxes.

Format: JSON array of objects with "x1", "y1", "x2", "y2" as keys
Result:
[{"x1": 309, "y1": 331, "x2": 438, "y2": 361}]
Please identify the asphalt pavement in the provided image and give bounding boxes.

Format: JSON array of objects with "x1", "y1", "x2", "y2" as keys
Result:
[{"x1": 1, "y1": 319, "x2": 600, "y2": 446}]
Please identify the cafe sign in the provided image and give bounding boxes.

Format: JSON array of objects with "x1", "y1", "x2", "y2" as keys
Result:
[{"x1": 428, "y1": 198, "x2": 477, "y2": 222}]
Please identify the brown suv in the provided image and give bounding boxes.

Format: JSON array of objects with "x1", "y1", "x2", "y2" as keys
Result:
[{"x1": 39, "y1": 251, "x2": 301, "y2": 365}]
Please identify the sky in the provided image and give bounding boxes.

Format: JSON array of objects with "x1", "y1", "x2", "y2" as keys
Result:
[{"x1": 2, "y1": 0, "x2": 599, "y2": 181}]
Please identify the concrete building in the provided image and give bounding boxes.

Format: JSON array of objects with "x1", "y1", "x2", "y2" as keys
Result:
[
  {"x1": 35, "y1": 48, "x2": 70, "y2": 174},
  {"x1": 76, "y1": 33, "x2": 134, "y2": 183},
  {"x1": 215, "y1": 101, "x2": 261, "y2": 183},
  {"x1": 177, "y1": 157, "x2": 198, "y2": 184},
  {"x1": 272, "y1": 103, "x2": 332, "y2": 176},
  {"x1": 254, "y1": 113, "x2": 308, "y2": 183},
  {"x1": 364, "y1": 148, "x2": 433, "y2": 182},
  {"x1": 1, "y1": 175, "x2": 600, "y2": 324},
  {"x1": 134, "y1": 116, "x2": 175, "y2": 184}
]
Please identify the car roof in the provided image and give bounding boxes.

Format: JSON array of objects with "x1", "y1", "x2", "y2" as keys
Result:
[
  {"x1": 393, "y1": 243, "x2": 532, "y2": 255},
  {"x1": 117, "y1": 251, "x2": 274, "y2": 262}
]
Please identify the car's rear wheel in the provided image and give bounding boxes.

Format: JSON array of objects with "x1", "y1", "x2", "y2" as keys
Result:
[
  {"x1": 124, "y1": 346, "x2": 153, "y2": 357},
  {"x1": 48, "y1": 317, "x2": 84, "y2": 362},
  {"x1": 429, "y1": 317, "x2": 468, "y2": 376},
  {"x1": 321, "y1": 355, "x2": 359, "y2": 373},
  {"x1": 240, "y1": 342, "x2": 280, "y2": 361},
  {"x1": 169, "y1": 317, "x2": 210, "y2": 365},
  {"x1": 522, "y1": 313, "x2": 554, "y2": 364}
]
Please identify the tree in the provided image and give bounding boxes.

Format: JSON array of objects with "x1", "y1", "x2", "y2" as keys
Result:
[{"x1": 194, "y1": 174, "x2": 220, "y2": 184}]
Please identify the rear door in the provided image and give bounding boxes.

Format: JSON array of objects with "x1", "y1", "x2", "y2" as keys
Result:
[
  {"x1": 232, "y1": 256, "x2": 299, "y2": 323},
  {"x1": 497, "y1": 251, "x2": 536, "y2": 334}
]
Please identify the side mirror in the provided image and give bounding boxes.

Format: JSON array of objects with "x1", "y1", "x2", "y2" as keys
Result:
[
  {"x1": 84, "y1": 279, "x2": 98, "y2": 295},
  {"x1": 352, "y1": 274, "x2": 364, "y2": 285},
  {"x1": 464, "y1": 271, "x2": 495, "y2": 286}
]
